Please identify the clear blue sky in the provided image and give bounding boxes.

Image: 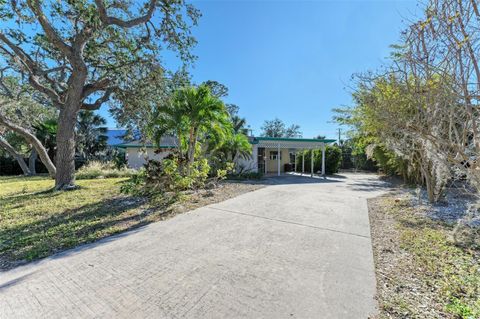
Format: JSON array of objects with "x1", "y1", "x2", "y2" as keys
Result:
[{"x1": 100, "y1": 0, "x2": 419, "y2": 139}]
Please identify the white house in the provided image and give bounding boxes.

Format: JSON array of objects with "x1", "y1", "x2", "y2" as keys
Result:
[
  {"x1": 117, "y1": 136, "x2": 336, "y2": 175},
  {"x1": 116, "y1": 136, "x2": 178, "y2": 169}
]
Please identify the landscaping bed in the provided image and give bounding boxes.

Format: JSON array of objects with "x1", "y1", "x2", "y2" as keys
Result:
[
  {"x1": 0, "y1": 176, "x2": 263, "y2": 271},
  {"x1": 369, "y1": 193, "x2": 480, "y2": 318}
]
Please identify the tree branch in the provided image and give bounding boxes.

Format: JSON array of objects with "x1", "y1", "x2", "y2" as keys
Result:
[
  {"x1": 0, "y1": 110, "x2": 56, "y2": 177},
  {"x1": 82, "y1": 78, "x2": 111, "y2": 98},
  {"x1": 0, "y1": 134, "x2": 31, "y2": 175},
  {"x1": 94, "y1": 0, "x2": 157, "y2": 28},
  {"x1": 81, "y1": 88, "x2": 113, "y2": 110},
  {"x1": 26, "y1": 0, "x2": 72, "y2": 58}
]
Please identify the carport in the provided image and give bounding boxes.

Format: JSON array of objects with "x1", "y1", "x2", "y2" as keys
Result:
[{"x1": 251, "y1": 137, "x2": 336, "y2": 177}]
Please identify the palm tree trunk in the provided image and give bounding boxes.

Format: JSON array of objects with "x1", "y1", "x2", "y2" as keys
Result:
[{"x1": 187, "y1": 126, "x2": 198, "y2": 165}]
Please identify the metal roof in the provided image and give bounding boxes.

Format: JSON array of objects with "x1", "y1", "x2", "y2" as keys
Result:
[
  {"x1": 115, "y1": 136, "x2": 178, "y2": 149},
  {"x1": 251, "y1": 137, "x2": 336, "y2": 149}
]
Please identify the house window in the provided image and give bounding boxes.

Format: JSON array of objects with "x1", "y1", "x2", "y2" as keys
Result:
[{"x1": 269, "y1": 151, "x2": 281, "y2": 160}]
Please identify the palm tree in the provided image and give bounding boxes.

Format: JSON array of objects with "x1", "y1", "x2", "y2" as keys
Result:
[
  {"x1": 224, "y1": 133, "x2": 251, "y2": 161},
  {"x1": 231, "y1": 115, "x2": 248, "y2": 135},
  {"x1": 76, "y1": 111, "x2": 108, "y2": 161},
  {"x1": 167, "y1": 84, "x2": 232, "y2": 164}
]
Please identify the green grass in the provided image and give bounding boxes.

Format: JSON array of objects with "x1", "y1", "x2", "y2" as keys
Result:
[
  {"x1": 387, "y1": 198, "x2": 480, "y2": 318},
  {"x1": 0, "y1": 176, "x2": 168, "y2": 269}
]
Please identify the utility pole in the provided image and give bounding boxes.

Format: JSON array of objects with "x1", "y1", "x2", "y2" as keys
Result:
[{"x1": 338, "y1": 128, "x2": 341, "y2": 146}]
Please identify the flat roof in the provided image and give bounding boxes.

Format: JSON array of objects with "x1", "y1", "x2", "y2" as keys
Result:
[
  {"x1": 115, "y1": 136, "x2": 336, "y2": 148},
  {"x1": 251, "y1": 137, "x2": 336, "y2": 144}
]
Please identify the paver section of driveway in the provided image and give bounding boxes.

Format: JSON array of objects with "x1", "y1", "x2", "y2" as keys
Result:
[{"x1": 0, "y1": 173, "x2": 389, "y2": 319}]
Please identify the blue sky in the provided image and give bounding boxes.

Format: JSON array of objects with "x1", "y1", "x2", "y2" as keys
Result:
[{"x1": 100, "y1": 0, "x2": 419, "y2": 139}]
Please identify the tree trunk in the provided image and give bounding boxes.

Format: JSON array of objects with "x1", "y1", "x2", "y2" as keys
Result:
[
  {"x1": 29, "y1": 148, "x2": 37, "y2": 175},
  {"x1": 54, "y1": 107, "x2": 78, "y2": 190},
  {"x1": 0, "y1": 115, "x2": 56, "y2": 177},
  {"x1": 187, "y1": 127, "x2": 198, "y2": 165},
  {"x1": 0, "y1": 135, "x2": 31, "y2": 175}
]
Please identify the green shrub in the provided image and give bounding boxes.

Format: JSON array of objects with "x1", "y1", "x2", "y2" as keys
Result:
[
  {"x1": 76, "y1": 161, "x2": 136, "y2": 180},
  {"x1": 121, "y1": 156, "x2": 220, "y2": 197},
  {"x1": 295, "y1": 145, "x2": 343, "y2": 174}
]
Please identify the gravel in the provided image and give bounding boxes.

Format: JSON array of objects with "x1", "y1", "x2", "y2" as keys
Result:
[{"x1": 407, "y1": 187, "x2": 480, "y2": 227}]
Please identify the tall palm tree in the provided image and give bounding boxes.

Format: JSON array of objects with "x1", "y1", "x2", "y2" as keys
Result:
[
  {"x1": 162, "y1": 84, "x2": 232, "y2": 164},
  {"x1": 231, "y1": 115, "x2": 248, "y2": 135},
  {"x1": 225, "y1": 133, "x2": 251, "y2": 161}
]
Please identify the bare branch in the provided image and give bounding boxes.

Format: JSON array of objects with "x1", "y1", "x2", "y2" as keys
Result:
[
  {"x1": 81, "y1": 88, "x2": 113, "y2": 110},
  {"x1": 26, "y1": 0, "x2": 72, "y2": 58},
  {"x1": 82, "y1": 78, "x2": 111, "y2": 98},
  {"x1": 94, "y1": 0, "x2": 157, "y2": 28}
]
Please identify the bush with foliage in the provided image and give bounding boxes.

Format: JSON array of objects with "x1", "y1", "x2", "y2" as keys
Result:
[
  {"x1": 75, "y1": 161, "x2": 136, "y2": 180},
  {"x1": 121, "y1": 155, "x2": 229, "y2": 197},
  {"x1": 295, "y1": 145, "x2": 343, "y2": 175}
]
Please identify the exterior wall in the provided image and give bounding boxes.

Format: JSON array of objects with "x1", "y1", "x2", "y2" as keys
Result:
[
  {"x1": 265, "y1": 148, "x2": 291, "y2": 173},
  {"x1": 234, "y1": 144, "x2": 258, "y2": 173},
  {"x1": 125, "y1": 147, "x2": 173, "y2": 169}
]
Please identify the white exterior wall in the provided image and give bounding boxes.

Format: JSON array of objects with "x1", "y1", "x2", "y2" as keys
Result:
[
  {"x1": 234, "y1": 144, "x2": 258, "y2": 173},
  {"x1": 126, "y1": 145, "x2": 259, "y2": 172},
  {"x1": 265, "y1": 148, "x2": 290, "y2": 173},
  {"x1": 126, "y1": 148, "x2": 173, "y2": 169}
]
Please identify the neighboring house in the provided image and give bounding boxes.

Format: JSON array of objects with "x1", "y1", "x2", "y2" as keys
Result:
[
  {"x1": 116, "y1": 136, "x2": 336, "y2": 175},
  {"x1": 106, "y1": 129, "x2": 129, "y2": 147}
]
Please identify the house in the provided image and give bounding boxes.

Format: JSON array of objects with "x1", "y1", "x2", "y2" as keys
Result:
[
  {"x1": 115, "y1": 136, "x2": 179, "y2": 169},
  {"x1": 116, "y1": 136, "x2": 336, "y2": 175},
  {"x1": 240, "y1": 137, "x2": 336, "y2": 176}
]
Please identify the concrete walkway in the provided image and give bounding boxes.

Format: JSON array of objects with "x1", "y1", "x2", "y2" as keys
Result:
[{"x1": 0, "y1": 173, "x2": 389, "y2": 318}]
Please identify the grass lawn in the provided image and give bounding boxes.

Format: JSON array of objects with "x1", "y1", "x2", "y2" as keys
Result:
[
  {"x1": 0, "y1": 175, "x2": 262, "y2": 270},
  {"x1": 369, "y1": 196, "x2": 480, "y2": 318},
  {"x1": 0, "y1": 175, "x2": 156, "y2": 270}
]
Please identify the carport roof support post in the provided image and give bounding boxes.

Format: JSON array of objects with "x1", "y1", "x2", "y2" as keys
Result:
[
  {"x1": 311, "y1": 149, "x2": 314, "y2": 177},
  {"x1": 302, "y1": 151, "x2": 305, "y2": 175},
  {"x1": 277, "y1": 143, "x2": 281, "y2": 176},
  {"x1": 322, "y1": 143, "x2": 326, "y2": 178}
]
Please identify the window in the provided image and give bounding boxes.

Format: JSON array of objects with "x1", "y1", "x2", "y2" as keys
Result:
[{"x1": 269, "y1": 151, "x2": 281, "y2": 160}]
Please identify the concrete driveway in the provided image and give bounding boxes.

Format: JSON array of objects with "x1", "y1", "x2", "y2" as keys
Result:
[{"x1": 0, "y1": 173, "x2": 389, "y2": 319}]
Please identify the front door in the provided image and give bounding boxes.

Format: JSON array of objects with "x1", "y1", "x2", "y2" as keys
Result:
[{"x1": 257, "y1": 147, "x2": 265, "y2": 173}]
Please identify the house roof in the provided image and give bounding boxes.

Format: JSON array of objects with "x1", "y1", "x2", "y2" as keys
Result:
[
  {"x1": 106, "y1": 129, "x2": 128, "y2": 146},
  {"x1": 115, "y1": 136, "x2": 178, "y2": 149},
  {"x1": 252, "y1": 137, "x2": 336, "y2": 149},
  {"x1": 116, "y1": 136, "x2": 336, "y2": 149},
  {"x1": 251, "y1": 137, "x2": 336, "y2": 144}
]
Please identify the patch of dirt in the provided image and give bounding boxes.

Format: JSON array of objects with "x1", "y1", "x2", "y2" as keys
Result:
[
  {"x1": 171, "y1": 180, "x2": 264, "y2": 214},
  {"x1": 368, "y1": 195, "x2": 450, "y2": 318}
]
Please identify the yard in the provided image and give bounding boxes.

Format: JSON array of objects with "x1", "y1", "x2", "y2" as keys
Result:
[
  {"x1": 369, "y1": 194, "x2": 480, "y2": 318},
  {"x1": 0, "y1": 175, "x2": 262, "y2": 270}
]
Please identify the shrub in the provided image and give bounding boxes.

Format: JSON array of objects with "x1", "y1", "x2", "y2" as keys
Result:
[
  {"x1": 295, "y1": 145, "x2": 343, "y2": 175},
  {"x1": 76, "y1": 161, "x2": 136, "y2": 180},
  {"x1": 121, "y1": 156, "x2": 225, "y2": 197}
]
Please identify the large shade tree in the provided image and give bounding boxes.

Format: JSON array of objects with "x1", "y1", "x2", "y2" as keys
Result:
[
  {"x1": 0, "y1": 0, "x2": 199, "y2": 189},
  {"x1": 261, "y1": 118, "x2": 302, "y2": 138}
]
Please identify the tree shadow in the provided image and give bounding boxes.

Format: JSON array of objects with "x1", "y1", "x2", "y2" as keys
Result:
[
  {"x1": 0, "y1": 194, "x2": 168, "y2": 271},
  {"x1": 231, "y1": 173, "x2": 343, "y2": 186}
]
